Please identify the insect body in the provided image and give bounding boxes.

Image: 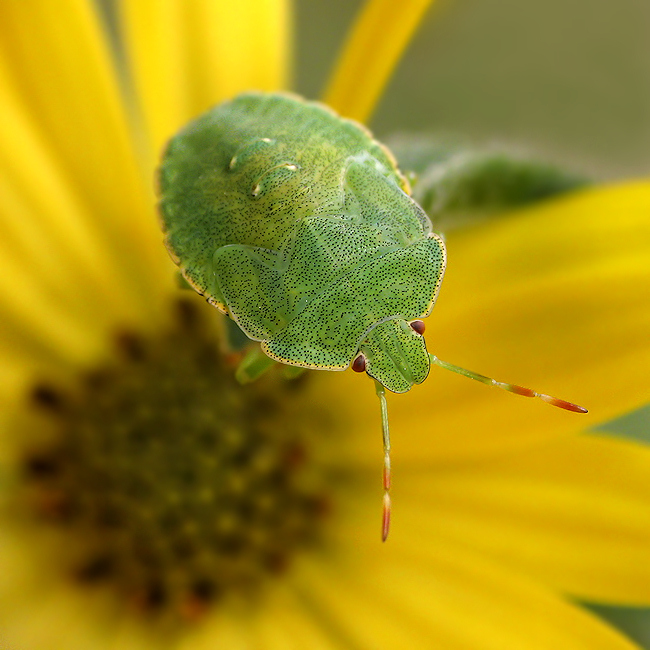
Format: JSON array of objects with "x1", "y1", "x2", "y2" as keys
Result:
[
  {"x1": 158, "y1": 92, "x2": 586, "y2": 541},
  {"x1": 159, "y1": 92, "x2": 445, "y2": 393}
]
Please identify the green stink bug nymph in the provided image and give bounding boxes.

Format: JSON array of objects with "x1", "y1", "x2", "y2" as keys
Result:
[{"x1": 158, "y1": 92, "x2": 586, "y2": 541}]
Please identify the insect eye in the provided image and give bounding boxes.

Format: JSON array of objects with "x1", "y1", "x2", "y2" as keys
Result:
[
  {"x1": 351, "y1": 354, "x2": 367, "y2": 373},
  {"x1": 409, "y1": 320, "x2": 426, "y2": 335}
]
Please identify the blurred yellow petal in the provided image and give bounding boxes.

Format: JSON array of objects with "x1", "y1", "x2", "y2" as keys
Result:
[
  {"x1": 251, "y1": 584, "x2": 341, "y2": 650},
  {"x1": 384, "y1": 182, "x2": 650, "y2": 461},
  {"x1": 0, "y1": 80, "x2": 145, "y2": 325},
  {"x1": 0, "y1": 346, "x2": 45, "y2": 408},
  {"x1": 0, "y1": 258, "x2": 104, "y2": 368},
  {"x1": 324, "y1": 0, "x2": 435, "y2": 122},
  {"x1": 182, "y1": 614, "x2": 254, "y2": 650},
  {"x1": 0, "y1": 530, "x2": 113, "y2": 650},
  {"x1": 292, "y1": 558, "x2": 459, "y2": 648},
  {"x1": 293, "y1": 549, "x2": 641, "y2": 650},
  {"x1": 399, "y1": 434, "x2": 650, "y2": 604},
  {"x1": 0, "y1": 0, "x2": 169, "y2": 308},
  {"x1": 120, "y1": 0, "x2": 291, "y2": 155},
  {"x1": 109, "y1": 623, "x2": 162, "y2": 650}
]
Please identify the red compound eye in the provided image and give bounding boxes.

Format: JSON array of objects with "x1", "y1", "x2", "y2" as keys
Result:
[
  {"x1": 409, "y1": 320, "x2": 426, "y2": 335},
  {"x1": 351, "y1": 354, "x2": 366, "y2": 372}
]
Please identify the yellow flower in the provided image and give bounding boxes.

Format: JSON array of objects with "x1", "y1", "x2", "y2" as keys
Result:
[{"x1": 1, "y1": 1, "x2": 649, "y2": 649}]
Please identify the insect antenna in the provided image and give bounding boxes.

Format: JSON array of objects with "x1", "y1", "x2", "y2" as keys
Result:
[
  {"x1": 428, "y1": 355, "x2": 588, "y2": 413},
  {"x1": 374, "y1": 380, "x2": 392, "y2": 542}
]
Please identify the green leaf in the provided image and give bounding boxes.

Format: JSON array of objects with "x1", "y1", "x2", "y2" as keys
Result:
[{"x1": 388, "y1": 135, "x2": 589, "y2": 232}]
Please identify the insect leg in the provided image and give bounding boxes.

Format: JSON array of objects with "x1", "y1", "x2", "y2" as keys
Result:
[
  {"x1": 282, "y1": 366, "x2": 307, "y2": 380},
  {"x1": 235, "y1": 345, "x2": 277, "y2": 384},
  {"x1": 428, "y1": 354, "x2": 587, "y2": 413},
  {"x1": 374, "y1": 380, "x2": 392, "y2": 542}
]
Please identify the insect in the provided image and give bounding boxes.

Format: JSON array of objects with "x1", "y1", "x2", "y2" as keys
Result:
[{"x1": 158, "y1": 92, "x2": 587, "y2": 541}]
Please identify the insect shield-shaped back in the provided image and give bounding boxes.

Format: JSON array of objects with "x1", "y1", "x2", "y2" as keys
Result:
[{"x1": 158, "y1": 92, "x2": 446, "y2": 392}]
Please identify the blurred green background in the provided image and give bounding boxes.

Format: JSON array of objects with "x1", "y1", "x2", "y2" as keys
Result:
[
  {"x1": 294, "y1": 0, "x2": 650, "y2": 647},
  {"x1": 295, "y1": 0, "x2": 650, "y2": 180}
]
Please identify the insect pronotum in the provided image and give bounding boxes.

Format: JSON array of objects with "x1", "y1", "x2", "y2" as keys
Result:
[{"x1": 158, "y1": 92, "x2": 587, "y2": 542}]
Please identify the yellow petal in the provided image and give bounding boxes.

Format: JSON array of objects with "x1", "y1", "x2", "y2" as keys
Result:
[
  {"x1": 0, "y1": 260, "x2": 105, "y2": 369},
  {"x1": 251, "y1": 583, "x2": 340, "y2": 650},
  {"x1": 0, "y1": 530, "x2": 115, "y2": 650},
  {"x1": 0, "y1": 72, "x2": 150, "y2": 324},
  {"x1": 292, "y1": 547, "x2": 641, "y2": 650},
  {"x1": 398, "y1": 434, "x2": 650, "y2": 604},
  {"x1": 120, "y1": 0, "x2": 291, "y2": 156},
  {"x1": 0, "y1": 0, "x2": 169, "y2": 309},
  {"x1": 0, "y1": 318, "x2": 78, "y2": 406},
  {"x1": 388, "y1": 182, "x2": 650, "y2": 461},
  {"x1": 110, "y1": 622, "x2": 165, "y2": 650},
  {"x1": 0, "y1": 353, "x2": 30, "y2": 406},
  {"x1": 324, "y1": 0, "x2": 435, "y2": 122},
  {"x1": 182, "y1": 612, "x2": 254, "y2": 650}
]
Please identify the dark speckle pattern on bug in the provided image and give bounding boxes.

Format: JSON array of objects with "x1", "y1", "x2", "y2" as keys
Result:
[{"x1": 158, "y1": 92, "x2": 446, "y2": 394}]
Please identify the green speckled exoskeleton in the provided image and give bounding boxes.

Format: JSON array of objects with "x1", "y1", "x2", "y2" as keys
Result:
[{"x1": 158, "y1": 92, "x2": 587, "y2": 541}]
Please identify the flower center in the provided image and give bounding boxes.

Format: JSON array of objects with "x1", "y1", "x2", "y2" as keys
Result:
[{"x1": 20, "y1": 299, "x2": 335, "y2": 620}]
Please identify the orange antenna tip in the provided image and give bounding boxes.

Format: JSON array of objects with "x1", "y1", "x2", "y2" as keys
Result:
[
  {"x1": 382, "y1": 493, "x2": 391, "y2": 542},
  {"x1": 539, "y1": 394, "x2": 588, "y2": 413}
]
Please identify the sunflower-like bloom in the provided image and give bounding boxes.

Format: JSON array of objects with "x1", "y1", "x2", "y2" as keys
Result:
[{"x1": 1, "y1": 1, "x2": 649, "y2": 649}]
